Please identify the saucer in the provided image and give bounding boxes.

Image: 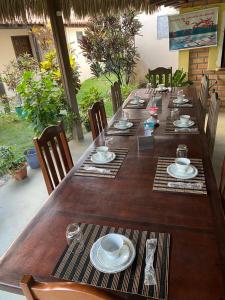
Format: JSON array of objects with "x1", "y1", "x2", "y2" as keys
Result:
[
  {"x1": 173, "y1": 98, "x2": 189, "y2": 104},
  {"x1": 90, "y1": 234, "x2": 136, "y2": 273},
  {"x1": 167, "y1": 163, "x2": 198, "y2": 179},
  {"x1": 114, "y1": 122, "x2": 133, "y2": 130},
  {"x1": 173, "y1": 120, "x2": 195, "y2": 128},
  {"x1": 156, "y1": 87, "x2": 168, "y2": 92},
  {"x1": 91, "y1": 152, "x2": 116, "y2": 164}
]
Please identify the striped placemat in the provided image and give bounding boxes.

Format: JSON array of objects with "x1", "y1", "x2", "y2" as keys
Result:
[
  {"x1": 52, "y1": 223, "x2": 170, "y2": 300},
  {"x1": 105, "y1": 120, "x2": 140, "y2": 136},
  {"x1": 124, "y1": 98, "x2": 148, "y2": 109},
  {"x1": 153, "y1": 157, "x2": 207, "y2": 195},
  {"x1": 73, "y1": 148, "x2": 128, "y2": 178},
  {"x1": 165, "y1": 118, "x2": 199, "y2": 135}
]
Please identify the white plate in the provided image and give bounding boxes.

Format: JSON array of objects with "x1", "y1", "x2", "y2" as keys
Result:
[
  {"x1": 173, "y1": 120, "x2": 195, "y2": 128},
  {"x1": 91, "y1": 152, "x2": 116, "y2": 164},
  {"x1": 173, "y1": 98, "x2": 189, "y2": 104},
  {"x1": 156, "y1": 87, "x2": 168, "y2": 92},
  {"x1": 114, "y1": 122, "x2": 133, "y2": 130},
  {"x1": 90, "y1": 234, "x2": 136, "y2": 274},
  {"x1": 130, "y1": 99, "x2": 145, "y2": 105},
  {"x1": 97, "y1": 244, "x2": 130, "y2": 268},
  {"x1": 167, "y1": 163, "x2": 198, "y2": 179}
]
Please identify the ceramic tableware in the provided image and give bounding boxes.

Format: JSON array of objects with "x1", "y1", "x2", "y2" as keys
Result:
[
  {"x1": 167, "y1": 163, "x2": 198, "y2": 180},
  {"x1": 100, "y1": 233, "x2": 124, "y2": 260},
  {"x1": 179, "y1": 115, "x2": 191, "y2": 125},
  {"x1": 114, "y1": 121, "x2": 133, "y2": 130},
  {"x1": 96, "y1": 146, "x2": 109, "y2": 160},
  {"x1": 173, "y1": 119, "x2": 195, "y2": 128},
  {"x1": 158, "y1": 84, "x2": 165, "y2": 90},
  {"x1": 174, "y1": 157, "x2": 191, "y2": 174},
  {"x1": 91, "y1": 151, "x2": 116, "y2": 164}
]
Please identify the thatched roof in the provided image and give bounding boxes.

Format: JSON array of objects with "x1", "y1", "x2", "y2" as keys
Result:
[{"x1": 0, "y1": 0, "x2": 188, "y2": 23}]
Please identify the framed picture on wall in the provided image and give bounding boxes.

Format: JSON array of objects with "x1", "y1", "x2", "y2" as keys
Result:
[{"x1": 168, "y1": 7, "x2": 218, "y2": 51}]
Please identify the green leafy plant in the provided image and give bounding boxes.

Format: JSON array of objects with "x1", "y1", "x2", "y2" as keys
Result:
[
  {"x1": 172, "y1": 69, "x2": 193, "y2": 87},
  {"x1": 0, "y1": 146, "x2": 14, "y2": 176},
  {"x1": 8, "y1": 156, "x2": 26, "y2": 175},
  {"x1": 79, "y1": 10, "x2": 142, "y2": 85},
  {"x1": 121, "y1": 83, "x2": 138, "y2": 100},
  {"x1": 16, "y1": 71, "x2": 66, "y2": 135},
  {"x1": 79, "y1": 87, "x2": 102, "y2": 131}
]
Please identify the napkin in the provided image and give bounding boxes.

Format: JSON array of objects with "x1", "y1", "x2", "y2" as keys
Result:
[
  {"x1": 144, "y1": 238, "x2": 157, "y2": 286},
  {"x1": 168, "y1": 182, "x2": 203, "y2": 190},
  {"x1": 174, "y1": 128, "x2": 199, "y2": 133},
  {"x1": 83, "y1": 166, "x2": 111, "y2": 174}
]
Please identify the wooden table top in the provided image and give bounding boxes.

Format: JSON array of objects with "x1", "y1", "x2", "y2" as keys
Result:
[{"x1": 0, "y1": 87, "x2": 225, "y2": 300}]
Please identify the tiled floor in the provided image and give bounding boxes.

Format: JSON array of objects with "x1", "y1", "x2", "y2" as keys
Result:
[{"x1": 0, "y1": 113, "x2": 224, "y2": 300}]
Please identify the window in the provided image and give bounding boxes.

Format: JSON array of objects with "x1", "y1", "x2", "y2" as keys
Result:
[
  {"x1": 157, "y1": 15, "x2": 169, "y2": 40},
  {"x1": 76, "y1": 31, "x2": 83, "y2": 42},
  {"x1": 11, "y1": 35, "x2": 33, "y2": 58}
]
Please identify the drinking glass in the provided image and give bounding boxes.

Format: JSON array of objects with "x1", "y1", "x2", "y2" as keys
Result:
[
  {"x1": 176, "y1": 144, "x2": 188, "y2": 158},
  {"x1": 170, "y1": 108, "x2": 179, "y2": 121},
  {"x1": 66, "y1": 223, "x2": 84, "y2": 253}
]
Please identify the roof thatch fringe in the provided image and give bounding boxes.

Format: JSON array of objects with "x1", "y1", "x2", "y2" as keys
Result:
[{"x1": 0, "y1": 0, "x2": 180, "y2": 23}]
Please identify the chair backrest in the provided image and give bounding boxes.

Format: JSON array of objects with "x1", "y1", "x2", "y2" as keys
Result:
[
  {"x1": 33, "y1": 122, "x2": 73, "y2": 194},
  {"x1": 219, "y1": 156, "x2": 225, "y2": 209},
  {"x1": 111, "y1": 81, "x2": 123, "y2": 114},
  {"x1": 199, "y1": 74, "x2": 209, "y2": 109},
  {"x1": 205, "y1": 91, "x2": 220, "y2": 158},
  {"x1": 20, "y1": 275, "x2": 123, "y2": 300},
  {"x1": 88, "y1": 100, "x2": 107, "y2": 140},
  {"x1": 147, "y1": 67, "x2": 172, "y2": 88}
]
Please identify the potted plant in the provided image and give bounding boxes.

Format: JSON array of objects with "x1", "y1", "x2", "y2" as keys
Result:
[
  {"x1": 9, "y1": 156, "x2": 27, "y2": 181},
  {"x1": 24, "y1": 148, "x2": 40, "y2": 169}
]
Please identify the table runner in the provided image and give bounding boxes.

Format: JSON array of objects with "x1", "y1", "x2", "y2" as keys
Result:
[
  {"x1": 73, "y1": 148, "x2": 128, "y2": 179},
  {"x1": 165, "y1": 118, "x2": 199, "y2": 135},
  {"x1": 105, "y1": 119, "x2": 140, "y2": 136},
  {"x1": 52, "y1": 223, "x2": 170, "y2": 300},
  {"x1": 153, "y1": 157, "x2": 207, "y2": 195},
  {"x1": 124, "y1": 98, "x2": 149, "y2": 109}
]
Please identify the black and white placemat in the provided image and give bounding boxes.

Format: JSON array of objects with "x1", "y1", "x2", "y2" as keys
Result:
[
  {"x1": 153, "y1": 157, "x2": 207, "y2": 195},
  {"x1": 73, "y1": 148, "x2": 128, "y2": 178},
  {"x1": 165, "y1": 118, "x2": 199, "y2": 135},
  {"x1": 52, "y1": 223, "x2": 170, "y2": 300},
  {"x1": 105, "y1": 120, "x2": 140, "y2": 136},
  {"x1": 124, "y1": 98, "x2": 149, "y2": 109}
]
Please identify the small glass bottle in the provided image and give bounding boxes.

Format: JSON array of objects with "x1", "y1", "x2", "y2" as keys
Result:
[{"x1": 176, "y1": 144, "x2": 188, "y2": 158}]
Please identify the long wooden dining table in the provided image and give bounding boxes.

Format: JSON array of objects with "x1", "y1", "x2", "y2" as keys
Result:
[{"x1": 0, "y1": 87, "x2": 225, "y2": 300}]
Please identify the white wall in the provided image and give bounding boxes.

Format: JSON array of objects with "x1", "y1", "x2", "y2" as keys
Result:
[
  {"x1": 135, "y1": 6, "x2": 179, "y2": 82},
  {"x1": 0, "y1": 28, "x2": 30, "y2": 96},
  {"x1": 65, "y1": 27, "x2": 92, "y2": 82}
]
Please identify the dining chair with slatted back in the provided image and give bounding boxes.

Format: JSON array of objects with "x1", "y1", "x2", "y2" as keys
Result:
[
  {"x1": 147, "y1": 67, "x2": 172, "y2": 88},
  {"x1": 88, "y1": 100, "x2": 107, "y2": 140},
  {"x1": 20, "y1": 275, "x2": 123, "y2": 300},
  {"x1": 205, "y1": 91, "x2": 220, "y2": 158},
  {"x1": 33, "y1": 122, "x2": 73, "y2": 194},
  {"x1": 111, "y1": 81, "x2": 123, "y2": 114},
  {"x1": 199, "y1": 74, "x2": 209, "y2": 109},
  {"x1": 219, "y1": 156, "x2": 225, "y2": 208}
]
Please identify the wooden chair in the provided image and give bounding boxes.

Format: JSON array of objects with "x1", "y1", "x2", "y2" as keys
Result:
[
  {"x1": 219, "y1": 156, "x2": 225, "y2": 209},
  {"x1": 88, "y1": 100, "x2": 107, "y2": 140},
  {"x1": 111, "y1": 81, "x2": 123, "y2": 114},
  {"x1": 199, "y1": 74, "x2": 209, "y2": 109},
  {"x1": 147, "y1": 67, "x2": 172, "y2": 88},
  {"x1": 20, "y1": 275, "x2": 123, "y2": 300},
  {"x1": 33, "y1": 122, "x2": 73, "y2": 194},
  {"x1": 205, "y1": 91, "x2": 220, "y2": 158}
]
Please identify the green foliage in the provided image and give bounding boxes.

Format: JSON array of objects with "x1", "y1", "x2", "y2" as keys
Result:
[
  {"x1": 121, "y1": 83, "x2": 137, "y2": 100},
  {"x1": 172, "y1": 69, "x2": 193, "y2": 87},
  {"x1": 16, "y1": 71, "x2": 65, "y2": 135},
  {"x1": 80, "y1": 10, "x2": 142, "y2": 85},
  {"x1": 0, "y1": 146, "x2": 14, "y2": 176},
  {"x1": 79, "y1": 87, "x2": 102, "y2": 130}
]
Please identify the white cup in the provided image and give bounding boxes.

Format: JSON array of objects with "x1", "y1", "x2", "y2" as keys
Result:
[
  {"x1": 118, "y1": 119, "x2": 127, "y2": 127},
  {"x1": 177, "y1": 94, "x2": 185, "y2": 102},
  {"x1": 179, "y1": 115, "x2": 190, "y2": 125},
  {"x1": 100, "y1": 233, "x2": 124, "y2": 260},
  {"x1": 158, "y1": 84, "x2": 165, "y2": 90},
  {"x1": 175, "y1": 157, "x2": 191, "y2": 173},
  {"x1": 96, "y1": 146, "x2": 109, "y2": 160}
]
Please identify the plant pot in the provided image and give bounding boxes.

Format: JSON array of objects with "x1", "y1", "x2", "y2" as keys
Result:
[
  {"x1": 15, "y1": 106, "x2": 23, "y2": 117},
  {"x1": 24, "y1": 148, "x2": 40, "y2": 169},
  {"x1": 13, "y1": 163, "x2": 27, "y2": 181}
]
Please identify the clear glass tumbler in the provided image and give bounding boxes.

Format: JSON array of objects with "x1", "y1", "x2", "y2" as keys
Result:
[
  {"x1": 66, "y1": 223, "x2": 84, "y2": 253},
  {"x1": 176, "y1": 144, "x2": 188, "y2": 158},
  {"x1": 170, "y1": 108, "x2": 179, "y2": 121}
]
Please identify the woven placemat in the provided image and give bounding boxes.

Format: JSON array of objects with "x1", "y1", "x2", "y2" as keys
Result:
[
  {"x1": 124, "y1": 98, "x2": 148, "y2": 109},
  {"x1": 105, "y1": 120, "x2": 140, "y2": 136},
  {"x1": 52, "y1": 223, "x2": 170, "y2": 300},
  {"x1": 153, "y1": 157, "x2": 207, "y2": 195},
  {"x1": 165, "y1": 118, "x2": 199, "y2": 135},
  {"x1": 73, "y1": 148, "x2": 128, "y2": 178}
]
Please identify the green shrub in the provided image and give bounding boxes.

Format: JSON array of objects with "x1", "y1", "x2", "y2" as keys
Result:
[
  {"x1": 121, "y1": 83, "x2": 137, "y2": 100},
  {"x1": 79, "y1": 87, "x2": 102, "y2": 131}
]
